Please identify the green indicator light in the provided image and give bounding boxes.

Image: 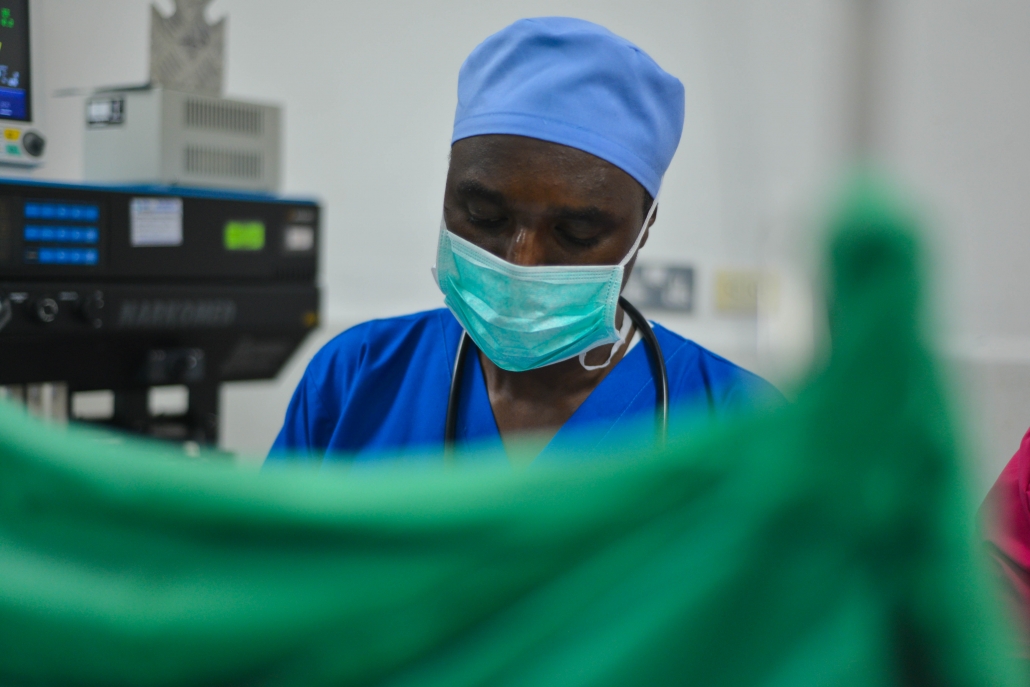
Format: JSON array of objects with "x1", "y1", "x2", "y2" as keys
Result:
[
  {"x1": 224, "y1": 221, "x2": 265, "y2": 251},
  {"x1": 1, "y1": 9, "x2": 13, "y2": 28}
]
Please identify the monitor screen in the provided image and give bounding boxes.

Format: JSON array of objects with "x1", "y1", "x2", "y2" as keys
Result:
[{"x1": 0, "y1": 0, "x2": 30, "y2": 122}]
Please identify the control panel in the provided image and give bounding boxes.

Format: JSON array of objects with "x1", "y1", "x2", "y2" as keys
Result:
[
  {"x1": 0, "y1": 179, "x2": 321, "y2": 443},
  {"x1": 0, "y1": 281, "x2": 316, "y2": 385},
  {"x1": 0, "y1": 126, "x2": 46, "y2": 164},
  {"x1": 0, "y1": 182, "x2": 317, "y2": 280},
  {"x1": 0, "y1": 0, "x2": 47, "y2": 167},
  {"x1": 20, "y1": 199, "x2": 102, "y2": 266},
  {"x1": 0, "y1": 282, "x2": 317, "y2": 335}
]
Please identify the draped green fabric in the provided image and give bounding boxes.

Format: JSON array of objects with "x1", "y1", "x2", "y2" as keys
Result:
[{"x1": 0, "y1": 181, "x2": 1023, "y2": 686}]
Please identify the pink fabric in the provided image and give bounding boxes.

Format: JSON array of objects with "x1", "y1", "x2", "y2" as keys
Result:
[{"x1": 980, "y1": 427, "x2": 1030, "y2": 654}]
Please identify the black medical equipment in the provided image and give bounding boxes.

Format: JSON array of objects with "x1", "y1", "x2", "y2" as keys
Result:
[
  {"x1": 445, "y1": 296, "x2": 669, "y2": 450},
  {"x1": 0, "y1": 178, "x2": 319, "y2": 444}
]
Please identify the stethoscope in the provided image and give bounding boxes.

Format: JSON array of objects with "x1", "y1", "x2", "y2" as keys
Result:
[{"x1": 444, "y1": 296, "x2": 669, "y2": 450}]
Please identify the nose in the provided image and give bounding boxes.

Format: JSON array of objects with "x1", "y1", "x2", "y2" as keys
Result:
[{"x1": 504, "y1": 224, "x2": 548, "y2": 266}]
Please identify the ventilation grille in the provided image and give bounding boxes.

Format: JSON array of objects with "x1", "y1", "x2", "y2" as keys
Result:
[
  {"x1": 183, "y1": 99, "x2": 264, "y2": 136},
  {"x1": 183, "y1": 146, "x2": 264, "y2": 180}
]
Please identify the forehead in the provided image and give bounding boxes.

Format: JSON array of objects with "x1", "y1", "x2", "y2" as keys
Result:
[{"x1": 448, "y1": 135, "x2": 644, "y2": 203}]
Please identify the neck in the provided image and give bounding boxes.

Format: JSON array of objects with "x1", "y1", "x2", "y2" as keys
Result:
[{"x1": 478, "y1": 307, "x2": 634, "y2": 452}]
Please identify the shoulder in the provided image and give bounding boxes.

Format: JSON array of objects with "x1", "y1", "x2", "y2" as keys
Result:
[
  {"x1": 649, "y1": 322, "x2": 783, "y2": 409},
  {"x1": 309, "y1": 308, "x2": 461, "y2": 372},
  {"x1": 297, "y1": 308, "x2": 462, "y2": 403},
  {"x1": 270, "y1": 309, "x2": 460, "y2": 456}
]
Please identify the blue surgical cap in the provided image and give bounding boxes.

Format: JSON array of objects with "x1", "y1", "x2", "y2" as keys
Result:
[{"x1": 452, "y1": 17, "x2": 685, "y2": 197}]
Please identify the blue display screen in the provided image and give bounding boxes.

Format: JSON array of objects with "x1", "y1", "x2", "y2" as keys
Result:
[
  {"x1": 0, "y1": 86, "x2": 25, "y2": 119},
  {"x1": 0, "y1": 0, "x2": 31, "y2": 122}
]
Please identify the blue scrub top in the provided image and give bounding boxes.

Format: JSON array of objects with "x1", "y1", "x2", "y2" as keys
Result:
[{"x1": 268, "y1": 308, "x2": 779, "y2": 465}]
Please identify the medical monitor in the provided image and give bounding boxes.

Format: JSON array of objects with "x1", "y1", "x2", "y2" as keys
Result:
[{"x1": 0, "y1": 0, "x2": 45, "y2": 166}]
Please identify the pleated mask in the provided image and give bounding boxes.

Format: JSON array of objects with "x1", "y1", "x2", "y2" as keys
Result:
[{"x1": 434, "y1": 195, "x2": 657, "y2": 372}]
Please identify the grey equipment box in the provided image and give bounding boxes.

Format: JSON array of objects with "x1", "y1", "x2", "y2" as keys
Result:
[{"x1": 83, "y1": 87, "x2": 281, "y2": 193}]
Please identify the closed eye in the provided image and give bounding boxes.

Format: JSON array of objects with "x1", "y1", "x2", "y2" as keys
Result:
[
  {"x1": 467, "y1": 213, "x2": 506, "y2": 229},
  {"x1": 557, "y1": 227, "x2": 600, "y2": 248},
  {"x1": 551, "y1": 206, "x2": 616, "y2": 249}
]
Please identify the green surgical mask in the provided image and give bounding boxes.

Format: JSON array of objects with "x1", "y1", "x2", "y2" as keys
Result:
[{"x1": 434, "y1": 196, "x2": 658, "y2": 372}]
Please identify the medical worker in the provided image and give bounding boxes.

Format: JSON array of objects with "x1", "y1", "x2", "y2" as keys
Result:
[
  {"x1": 980, "y1": 429, "x2": 1030, "y2": 653},
  {"x1": 270, "y1": 17, "x2": 778, "y2": 463}
]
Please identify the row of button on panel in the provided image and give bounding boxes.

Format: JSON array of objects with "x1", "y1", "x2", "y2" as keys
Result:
[{"x1": 0, "y1": 289, "x2": 105, "y2": 332}]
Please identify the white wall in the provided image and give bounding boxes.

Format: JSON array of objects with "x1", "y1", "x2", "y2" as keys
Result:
[
  {"x1": 872, "y1": 0, "x2": 1030, "y2": 493},
  {"x1": 19, "y1": 1, "x2": 1030, "y2": 493}
]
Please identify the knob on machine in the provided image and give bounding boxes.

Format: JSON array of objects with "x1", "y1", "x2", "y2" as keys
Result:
[
  {"x1": 22, "y1": 131, "x2": 46, "y2": 158},
  {"x1": 32, "y1": 297, "x2": 59, "y2": 324},
  {"x1": 78, "y1": 291, "x2": 105, "y2": 329}
]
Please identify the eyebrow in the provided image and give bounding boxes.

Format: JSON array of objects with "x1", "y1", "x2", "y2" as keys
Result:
[
  {"x1": 455, "y1": 180, "x2": 506, "y2": 206},
  {"x1": 455, "y1": 180, "x2": 617, "y2": 226}
]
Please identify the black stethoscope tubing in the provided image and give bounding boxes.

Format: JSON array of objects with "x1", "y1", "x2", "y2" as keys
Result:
[{"x1": 445, "y1": 296, "x2": 669, "y2": 451}]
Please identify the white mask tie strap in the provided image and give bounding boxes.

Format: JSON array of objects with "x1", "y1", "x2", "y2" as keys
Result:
[
  {"x1": 618, "y1": 185, "x2": 662, "y2": 267},
  {"x1": 579, "y1": 184, "x2": 660, "y2": 371},
  {"x1": 578, "y1": 310, "x2": 634, "y2": 371}
]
